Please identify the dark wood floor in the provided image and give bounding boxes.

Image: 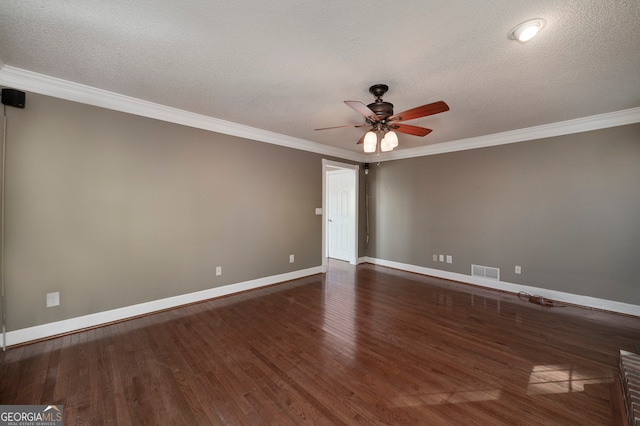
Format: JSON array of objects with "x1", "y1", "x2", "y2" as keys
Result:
[{"x1": 1, "y1": 261, "x2": 638, "y2": 425}]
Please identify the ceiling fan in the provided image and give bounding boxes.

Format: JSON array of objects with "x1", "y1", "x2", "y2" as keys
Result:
[{"x1": 315, "y1": 84, "x2": 449, "y2": 153}]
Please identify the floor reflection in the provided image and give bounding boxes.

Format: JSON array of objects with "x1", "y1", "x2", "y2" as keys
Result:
[
  {"x1": 393, "y1": 388, "x2": 502, "y2": 407},
  {"x1": 527, "y1": 364, "x2": 612, "y2": 395},
  {"x1": 321, "y1": 260, "x2": 358, "y2": 360}
]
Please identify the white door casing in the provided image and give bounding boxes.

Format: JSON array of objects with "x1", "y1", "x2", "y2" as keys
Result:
[{"x1": 322, "y1": 159, "x2": 358, "y2": 271}]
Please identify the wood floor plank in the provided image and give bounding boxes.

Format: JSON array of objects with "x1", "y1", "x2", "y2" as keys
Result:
[{"x1": 1, "y1": 260, "x2": 638, "y2": 424}]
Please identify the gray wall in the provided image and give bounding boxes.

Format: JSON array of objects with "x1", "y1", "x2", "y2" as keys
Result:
[
  {"x1": 3, "y1": 90, "x2": 637, "y2": 333},
  {"x1": 367, "y1": 124, "x2": 640, "y2": 305},
  {"x1": 3, "y1": 92, "x2": 329, "y2": 330}
]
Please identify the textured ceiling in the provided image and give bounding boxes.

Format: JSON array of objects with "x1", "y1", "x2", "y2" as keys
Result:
[{"x1": 1, "y1": 0, "x2": 639, "y2": 154}]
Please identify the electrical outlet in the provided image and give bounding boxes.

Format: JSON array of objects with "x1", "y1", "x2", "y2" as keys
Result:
[
  {"x1": 289, "y1": 254, "x2": 295, "y2": 263},
  {"x1": 446, "y1": 255, "x2": 452, "y2": 264},
  {"x1": 433, "y1": 254, "x2": 437, "y2": 261},
  {"x1": 46, "y1": 292, "x2": 60, "y2": 308},
  {"x1": 216, "y1": 266, "x2": 222, "y2": 276},
  {"x1": 515, "y1": 265, "x2": 522, "y2": 274}
]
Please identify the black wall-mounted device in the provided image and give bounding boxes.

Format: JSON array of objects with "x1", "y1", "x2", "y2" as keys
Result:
[{"x1": 1, "y1": 88, "x2": 26, "y2": 108}]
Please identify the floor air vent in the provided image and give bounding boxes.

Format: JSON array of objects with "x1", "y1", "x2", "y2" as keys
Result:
[
  {"x1": 619, "y1": 350, "x2": 640, "y2": 425},
  {"x1": 471, "y1": 264, "x2": 500, "y2": 280}
]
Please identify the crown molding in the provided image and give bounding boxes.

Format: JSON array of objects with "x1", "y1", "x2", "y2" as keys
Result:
[
  {"x1": 0, "y1": 65, "x2": 365, "y2": 162},
  {"x1": 378, "y1": 106, "x2": 640, "y2": 161},
  {"x1": 2, "y1": 65, "x2": 638, "y2": 164}
]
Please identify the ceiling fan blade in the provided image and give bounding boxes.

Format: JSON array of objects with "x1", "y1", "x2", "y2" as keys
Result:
[
  {"x1": 314, "y1": 123, "x2": 367, "y2": 131},
  {"x1": 356, "y1": 130, "x2": 369, "y2": 144},
  {"x1": 388, "y1": 100, "x2": 449, "y2": 122},
  {"x1": 344, "y1": 101, "x2": 380, "y2": 121},
  {"x1": 390, "y1": 123, "x2": 433, "y2": 137}
]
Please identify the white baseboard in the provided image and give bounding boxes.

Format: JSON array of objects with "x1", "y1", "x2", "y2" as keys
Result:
[
  {"x1": 4, "y1": 259, "x2": 637, "y2": 348},
  {"x1": 364, "y1": 257, "x2": 640, "y2": 317},
  {"x1": 1, "y1": 266, "x2": 323, "y2": 348}
]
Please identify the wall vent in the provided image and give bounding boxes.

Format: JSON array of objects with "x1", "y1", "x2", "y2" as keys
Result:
[{"x1": 471, "y1": 264, "x2": 500, "y2": 280}]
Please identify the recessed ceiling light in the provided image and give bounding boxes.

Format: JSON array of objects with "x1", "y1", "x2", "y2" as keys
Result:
[{"x1": 509, "y1": 18, "x2": 546, "y2": 42}]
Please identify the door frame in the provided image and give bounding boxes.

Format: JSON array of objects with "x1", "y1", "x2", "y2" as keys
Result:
[{"x1": 322, "y1": 159, "x2": 359, "y2": 272}]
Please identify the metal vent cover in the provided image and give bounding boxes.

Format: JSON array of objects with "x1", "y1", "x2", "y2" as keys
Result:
[{"x1": 471, "y1": 264, "x2": 500, "y2": 281}]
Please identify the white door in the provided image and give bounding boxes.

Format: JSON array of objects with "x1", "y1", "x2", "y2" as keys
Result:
[{"x1": 327, "y1": 169, "x2": 355, "y2": 262}]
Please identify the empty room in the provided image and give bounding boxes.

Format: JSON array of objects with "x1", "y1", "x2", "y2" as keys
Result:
[{"x1": 1, "y1": 1, "x2": 639, "y2": 425}]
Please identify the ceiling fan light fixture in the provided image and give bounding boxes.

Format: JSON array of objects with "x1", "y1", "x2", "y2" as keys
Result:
[
  {"x1": 363, "y1": 131, "x2": 377, "y2": 153},
  {"x1": 315, "y1": 84, "x2": 449, "y2": 152},
  {"x1": 509, "y1": 18, "x2": 546, "y2": 42}
]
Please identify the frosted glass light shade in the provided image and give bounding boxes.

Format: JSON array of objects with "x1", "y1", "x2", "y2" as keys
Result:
[
  {"x1": 380, "y1": 136, "x2": 393, "y2": 152},
  {"x1": 363, "y1": 131, "x2": 377, "y2": 153},
  {"x1": 385, "y1": 131, "x2": 398, "y2": 148}
]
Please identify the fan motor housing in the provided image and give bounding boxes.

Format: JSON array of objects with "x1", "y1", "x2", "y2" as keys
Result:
[{"x1": 367, "y1": 101, "x2": 394, "y2": 120}]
